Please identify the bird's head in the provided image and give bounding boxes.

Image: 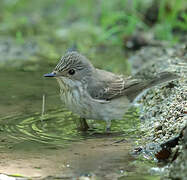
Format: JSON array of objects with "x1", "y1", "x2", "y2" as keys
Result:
[{"x1": 44, "y1": 52, "x2": 94, "y2": 83}]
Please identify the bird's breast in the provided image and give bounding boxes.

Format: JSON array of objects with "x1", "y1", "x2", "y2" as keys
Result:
[{"x1": 57, "y1": 78, "x2": 130, "y2": 121}]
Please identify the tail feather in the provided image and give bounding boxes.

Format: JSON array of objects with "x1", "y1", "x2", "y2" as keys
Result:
[
  {"x1": 145, "y1": 72, "x2": 179, "y2": 89},
  {"x1": 127, "y1": 72, "x2": 179, "y2": 101}
]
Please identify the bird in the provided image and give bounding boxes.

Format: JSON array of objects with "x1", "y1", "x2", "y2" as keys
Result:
[{"x1": 44, "y1": 51, "x2": 179, "y2": 131}]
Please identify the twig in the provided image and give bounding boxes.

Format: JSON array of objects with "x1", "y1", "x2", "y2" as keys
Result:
[{"x1": 41, "y1": 94, "x2": 45, "y2": 117}]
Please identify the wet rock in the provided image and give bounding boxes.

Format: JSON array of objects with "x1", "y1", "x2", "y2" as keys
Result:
[
  {"x1": 0, "y1": 174, "x2": 27, "y2": 180},
  {"x1": 130, "y1": 42, "x2": 187, "y2": 179},
  {"x1": 154, "y1": 122, "x2": 162, "y2": 131},
  {"x1": 0, "y1": 174, "x2": 16, "y2": 180},
  {"x1": 153, "y1": 129, "x2": 185, "y2": 161},
  {"x1": 166, "y1": 125, "x2": 187, "y2": 180},
  {"x1": 149, "y1": 167, "x2": 166, "y2": 176},
  {"x1": 129, "y1": 43, "x2": 187, "y2": 75},
  {"x1": 78, "y1": 173, "x2": 97, "y2": 180}
]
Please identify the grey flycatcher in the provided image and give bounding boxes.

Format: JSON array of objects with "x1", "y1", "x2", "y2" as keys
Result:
[{"x1": 44, "y1": 51, "x2": 179, "y2": 131}]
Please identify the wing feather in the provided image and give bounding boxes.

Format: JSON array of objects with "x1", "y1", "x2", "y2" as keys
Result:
[
  {"x1": 101, "y1": 76, "x2": 141, "y2": 100},
  {"x1": 87, "y1": 69, "x2": 142, "y2": 101}
]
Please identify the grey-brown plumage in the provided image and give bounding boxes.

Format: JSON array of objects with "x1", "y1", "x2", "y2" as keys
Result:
[
  {"x1": 87, "y1": 70, "x2": 178, "y2": 102},
  {"x1": 44, "y1": 51, "x2": 179, "y2": 131}
]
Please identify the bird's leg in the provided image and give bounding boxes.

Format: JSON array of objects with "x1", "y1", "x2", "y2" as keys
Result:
[
  {"x1": 76, "y1": 118, "x2": 89, "y2": 131},
  {"x1": 106, "y1": 120, "x2": 111, "y2": 132}
]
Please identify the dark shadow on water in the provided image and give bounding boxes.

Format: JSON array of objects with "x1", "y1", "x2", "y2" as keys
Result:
[{"x1": 82, "y1": 131, "x2": 125, "y2": 137}]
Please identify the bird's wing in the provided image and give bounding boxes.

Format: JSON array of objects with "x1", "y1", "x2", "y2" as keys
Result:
[
  {"x1": 99, "y1": 76, "x2": 142, "y2": 101},
  {"x1": 87, "y1": 69, "x2": 143, "y2": 101},
  {"x1": 88, "y1": 69, "x2": 179, "y2": 101}
]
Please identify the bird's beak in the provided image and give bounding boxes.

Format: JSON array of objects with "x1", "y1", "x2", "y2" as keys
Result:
[{"x1": 44, "y1": 72, "x2": 56, "y2": 77}]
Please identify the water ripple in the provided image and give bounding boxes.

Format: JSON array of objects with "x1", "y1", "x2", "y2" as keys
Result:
[{"x1": 0, "y1": 107, "x2": 140, "y2": 146}]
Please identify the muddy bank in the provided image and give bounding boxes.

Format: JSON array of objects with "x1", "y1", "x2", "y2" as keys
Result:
[
  {"x1": 130, "y1": 43, "x2": 187, "y2": 179},
  {"x1": 0, "y1": 137, "x2": 133, "y2": 180}
]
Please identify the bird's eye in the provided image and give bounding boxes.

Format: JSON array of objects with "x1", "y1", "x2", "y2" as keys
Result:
[{"x1": 68, "y1": 69, "x2": 75, "y2": 75}]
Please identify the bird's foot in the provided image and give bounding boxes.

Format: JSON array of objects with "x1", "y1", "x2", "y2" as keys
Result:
[
  {"x1": 77, "y1": 118, "x2": 89, "y2": 132},
  {"x1": 105, "y1": 120, "x2": 111, "y2": 133}
]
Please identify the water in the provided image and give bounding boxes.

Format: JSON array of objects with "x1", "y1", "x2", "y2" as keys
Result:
[{"x1": 0, "y1": 64, "x2": 159, "y2": 179}]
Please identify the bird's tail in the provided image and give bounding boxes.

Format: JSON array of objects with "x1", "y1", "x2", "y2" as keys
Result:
[
  {"x1": 127, "y1": 71, "x2": 179, "y2": 101},
  {"x1": 145, "y1": 71, "x2": 179, "y2": 89}
]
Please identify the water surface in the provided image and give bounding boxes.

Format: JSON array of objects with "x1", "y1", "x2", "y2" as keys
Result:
[{"x1": 0, "y1": 63, "x2": 159, "y2": 180}]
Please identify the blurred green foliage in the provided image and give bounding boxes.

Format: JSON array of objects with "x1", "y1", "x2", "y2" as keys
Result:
[
  {"x1": 155, "y1": 0, "x2": 187, "y2": 42},
  {"x1": 0, "y1": 0, "x2": 186, "y2": 48}
]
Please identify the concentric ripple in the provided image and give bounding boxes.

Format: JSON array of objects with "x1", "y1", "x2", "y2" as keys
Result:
[
  {"x1": 0, "y1": 107, "x2": 140, "y2": 146},
  {"x1": 0, "y1": 108, "x2": 85, "y2": 146}
]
